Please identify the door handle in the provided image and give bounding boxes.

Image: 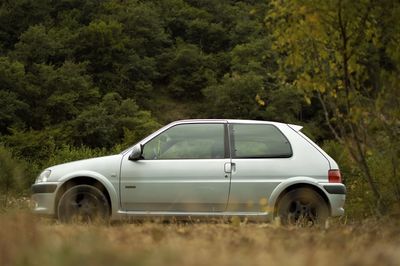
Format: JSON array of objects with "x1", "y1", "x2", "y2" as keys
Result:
[{"x1": 224, "y1": 163, "x2": 232, "y2": 173}]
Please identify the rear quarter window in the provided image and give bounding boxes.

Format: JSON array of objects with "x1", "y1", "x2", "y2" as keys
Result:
[{"x1": 230, "y1": 124, "x2": 292, "y2": 158}]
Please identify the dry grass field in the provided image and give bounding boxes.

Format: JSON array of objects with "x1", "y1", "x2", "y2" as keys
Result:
[{"x1": 1, "y1": 212, "x2": 400, "y2": 266}]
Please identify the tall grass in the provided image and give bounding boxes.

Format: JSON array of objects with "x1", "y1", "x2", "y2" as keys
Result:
[{"x1": 0, "y1": 213, "x2": 399, "y2": 266}]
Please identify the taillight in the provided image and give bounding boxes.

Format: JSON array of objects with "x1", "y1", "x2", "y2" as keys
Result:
[{"x1": 328, "y1": 169, "x2": 342, "y2": 183}]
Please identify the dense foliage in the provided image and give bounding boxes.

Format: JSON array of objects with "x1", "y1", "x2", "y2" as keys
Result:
[{"x1": 0, "y1": 0, "x2": 398, "y2": 218}]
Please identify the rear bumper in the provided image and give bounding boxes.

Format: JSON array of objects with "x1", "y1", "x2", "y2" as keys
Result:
[
  {"x1": 322, "y1": 183, "x2": 346, "y2": 216},
  {"x1": 31, "y1": 183, "x2": 60, "y2": 216}
]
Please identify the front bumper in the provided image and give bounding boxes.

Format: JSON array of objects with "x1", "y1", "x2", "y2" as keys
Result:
[{"x1": 31, "y1": 183, "x2": 60, "y2": 216}]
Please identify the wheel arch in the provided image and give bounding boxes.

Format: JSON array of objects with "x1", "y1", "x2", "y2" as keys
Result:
[
  {"x1": 55, "y1": 175, "x2": 117, "y2": 218},
  {"x1": 269, "y1": 180, "x2": 331, "y2": 217}
]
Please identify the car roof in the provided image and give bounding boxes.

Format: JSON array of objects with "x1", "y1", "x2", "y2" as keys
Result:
[{"x1": 170, "y1": 119, "x2": 301, "y2": 129}]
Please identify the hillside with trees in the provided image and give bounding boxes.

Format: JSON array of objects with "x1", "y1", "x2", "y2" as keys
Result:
[{"x1": 0, "y1": 0, "x2": 399, "y2": 218}]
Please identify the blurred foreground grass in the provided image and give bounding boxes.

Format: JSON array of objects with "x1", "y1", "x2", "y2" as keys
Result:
[{"x1": 1, "y1": 212, "x2": 399, "y2": 266}]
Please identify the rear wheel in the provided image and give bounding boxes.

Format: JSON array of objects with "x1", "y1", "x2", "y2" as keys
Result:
[
  {"x1": 58, "y1": 185, "x2": 110, "y2": 223},
  {"x1": 276, "y1": 188, "x2": 329, "y2": 226}
]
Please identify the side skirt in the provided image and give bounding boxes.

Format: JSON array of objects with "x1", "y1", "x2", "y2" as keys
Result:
[{"x1": 116, "y1": 210, "x2": 272, "y2": 222}]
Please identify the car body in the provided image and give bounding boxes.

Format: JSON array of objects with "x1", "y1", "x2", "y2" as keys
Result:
[{"x1": 32, "y1": 119, "x2": 346, "y2": 223}]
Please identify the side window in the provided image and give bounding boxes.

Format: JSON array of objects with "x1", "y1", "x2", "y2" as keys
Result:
[
  {"x1": 143, "y1": 124, "x2": 225, "y2": 160},
  {"x1": 230, "y1": 124, "x2": 292, "y2": 158}
]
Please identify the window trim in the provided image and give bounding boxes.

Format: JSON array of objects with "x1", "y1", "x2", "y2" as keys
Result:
[{"x1": 228, "y1": 123, "x2": 293, "y2": 159}]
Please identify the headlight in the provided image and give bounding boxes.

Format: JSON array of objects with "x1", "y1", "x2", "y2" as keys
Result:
[{"x1": 35, "y1": 170, "x2": 51, "y2": 183}]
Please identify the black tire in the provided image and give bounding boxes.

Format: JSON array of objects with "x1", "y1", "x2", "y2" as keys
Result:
[
  {"x1": 275, "y1": 188, "x2": 329, "y2": 226},
  {"x1": 57, "y1": 185, "x2": 110, "y2": 224}
]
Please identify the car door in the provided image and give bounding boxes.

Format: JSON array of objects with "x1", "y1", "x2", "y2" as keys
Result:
[
  {"x1": 226, "y1": 123, "x2": 294, "y2": 212},
  {"x1": 120, "y1": 122, "x2": 231, "y2": 212}
]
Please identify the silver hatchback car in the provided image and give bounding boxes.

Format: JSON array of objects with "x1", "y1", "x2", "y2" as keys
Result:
[{"x1": 32, "y1": 119, "x2": 346, "y2": 224}]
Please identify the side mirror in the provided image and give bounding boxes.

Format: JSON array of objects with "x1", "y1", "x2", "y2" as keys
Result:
[{"x1": 129, "y1": 144, "x2": 143, "y2": 161}]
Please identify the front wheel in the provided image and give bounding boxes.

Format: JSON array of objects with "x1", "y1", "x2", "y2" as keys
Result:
[
  {"x1": 275, "y1": 188, "x2": 329, "y2": 226},
  {"x1": 57, "y1": 185, "x2": 110, "y2": 223}
]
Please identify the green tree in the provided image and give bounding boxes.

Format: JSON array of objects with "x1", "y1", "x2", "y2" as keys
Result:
[
  {"x1": 13, "y1": 25, "x2": 60, "y2": 65},
  {"x1": 69, "y1": 92, "x2": 160, "y2": 148},
  {"x1": 0, "y1": 91, "x2": 28, "y2": 134},
  {"x1": 0, "y1": 0, "x2": 52, "y2": 51},
  {"x1": 0, "y1": 57, "x2": 28, "y2": 133},
  {"x1": 13, "y1": 24, "x2": 77, "y2": 66},
  {"x1": 166, "y1": 41, "x2": 216, "y2": 99},
  {"x1": 19, "y1": 61, "x2": 99, "y2": 129},
  {"x1": 74, "y1": 19, "x2": 130, "y2": 92},
  {"x1": 203, "y1": 72, "x2": 266, "y2": 119}
]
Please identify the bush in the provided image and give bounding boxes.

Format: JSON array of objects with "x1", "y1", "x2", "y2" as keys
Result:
[
  {"x1": 0, "y1": 146, "x2": 25, "y2": 208},
  {"x1": 1, "y1": 128, "x2": 57, "y2": 164},
  {"x1": 45, "y1": 145, "x2": 109, "y2": 167},
  {"x1": 321, "y1": 140, "x2": 400, "y2": 219}
]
